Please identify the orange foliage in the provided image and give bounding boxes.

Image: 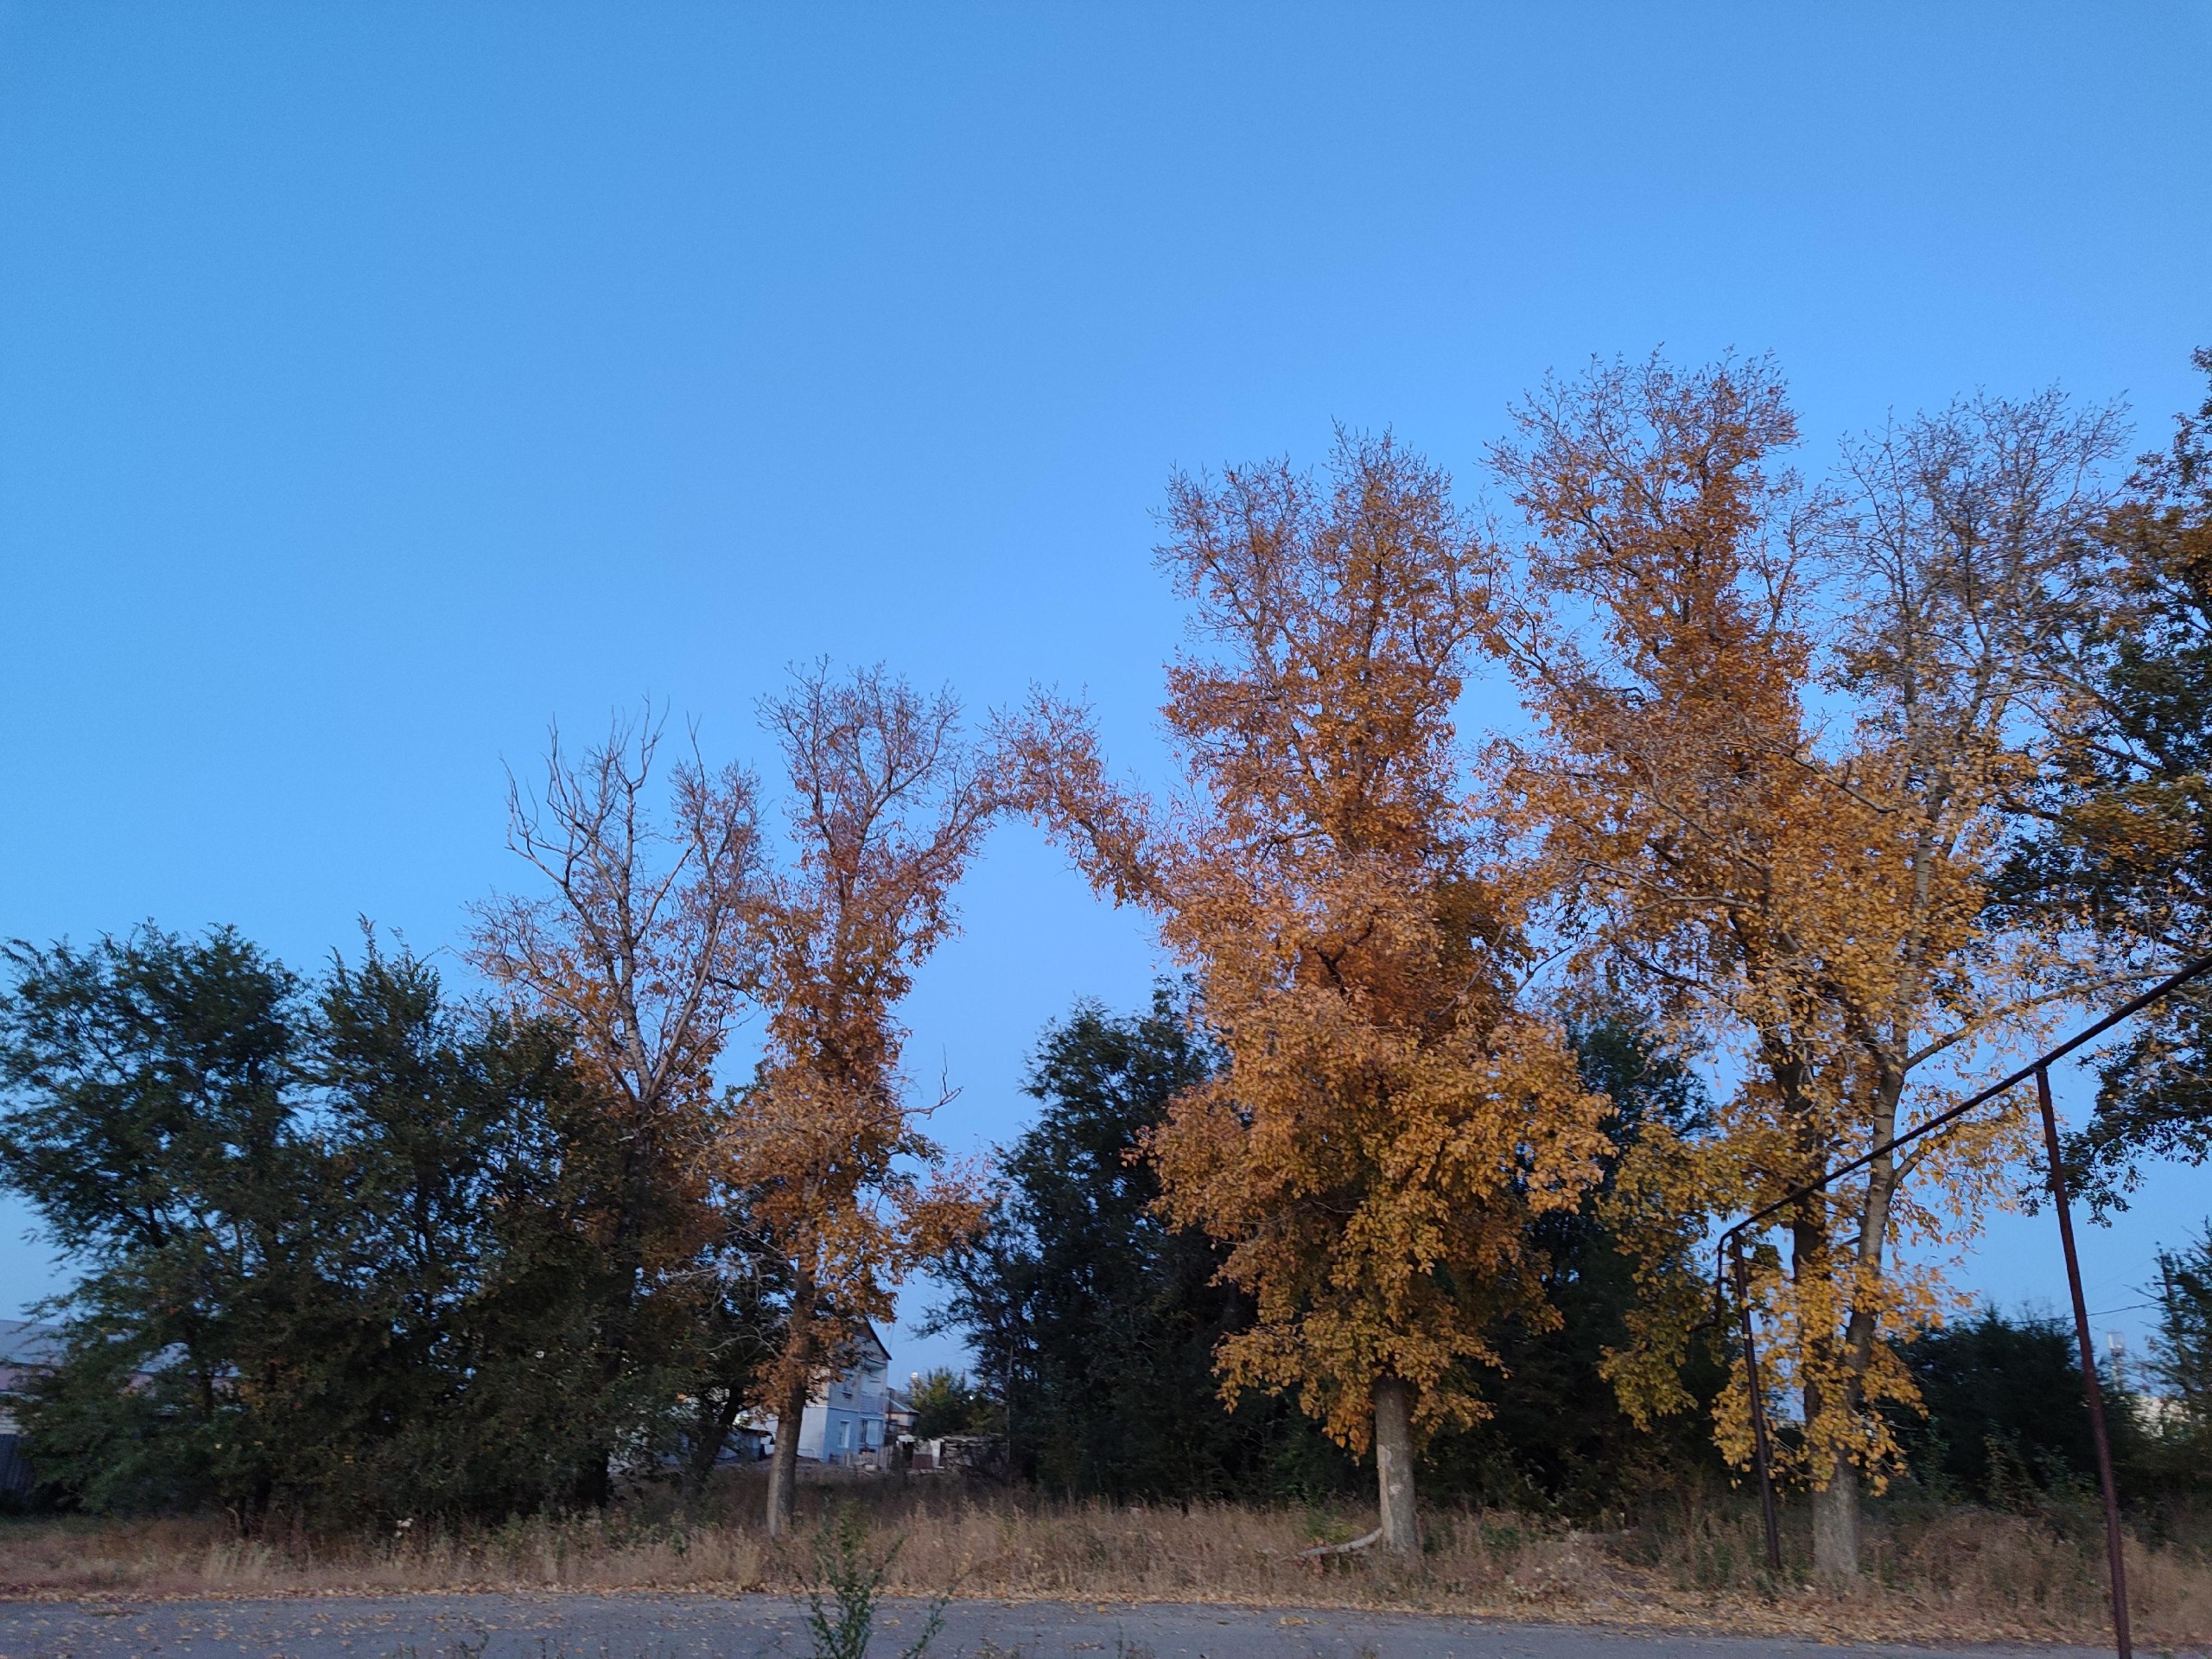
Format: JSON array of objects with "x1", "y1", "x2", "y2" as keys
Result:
[
  {"x1": 1001, "y1": 435, "x2": 1610, "y2": 1461},
  {"x1": 733, "y1": 664, "x2": 990, "y2": 1527},
  {"x1": 1489, "y1": 354, "x2": 2120, "y2": 1567}
]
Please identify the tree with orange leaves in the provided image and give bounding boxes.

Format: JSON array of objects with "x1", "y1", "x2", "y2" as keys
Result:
[
  {"x1": 1002, "y1": 435, "x2": 1611, "y2": 1554},
  {"x1": 735, "y1": 664, "x2": 992, "y2": 1536},
  {"x1": 1490, "y1": 354, "x2": 2125, "y2": 1577},
  {"x1": 468, "y1": 712, "x2": 766, "y2": 1503}
]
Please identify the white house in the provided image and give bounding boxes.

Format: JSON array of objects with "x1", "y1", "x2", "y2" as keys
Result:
[{"x1": 794, "y1": 1325, "x2": 891, "y2": 1465}]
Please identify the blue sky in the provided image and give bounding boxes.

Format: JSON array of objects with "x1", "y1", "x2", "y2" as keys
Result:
[{"x1": 3, "y1": 3, "x2": 2209, "y2": 1380}]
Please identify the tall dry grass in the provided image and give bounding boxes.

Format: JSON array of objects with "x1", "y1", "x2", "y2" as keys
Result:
[{"x1": 3, "y1": 1473, "x2": 2207, "y2": 1648}]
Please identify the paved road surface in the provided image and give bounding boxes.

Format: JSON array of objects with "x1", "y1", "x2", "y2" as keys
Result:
[{"x1": 0, "y1": 1595, "x2": 2106, "y2": 1659}]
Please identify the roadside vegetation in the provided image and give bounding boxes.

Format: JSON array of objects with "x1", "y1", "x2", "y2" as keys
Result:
[{"x1": 3, "y1": 1474, "x2": 2211, "y2": 1649}]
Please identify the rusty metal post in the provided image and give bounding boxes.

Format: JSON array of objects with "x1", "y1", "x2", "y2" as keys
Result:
[
  {"x1": 1710, "y1": 963, "x2": 2211, "y2": 1639},
  {"x1": 1730, "y1": 1235, "x2": 1783, "y2": 1574},
  {"x1": 2035, "y1": 1064, "x2": 2133, "y2": 1659}
]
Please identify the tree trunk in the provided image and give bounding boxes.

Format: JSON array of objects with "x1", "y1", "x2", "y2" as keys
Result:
[
  {"x1": 1373, "y1": 1375, "x2": 1417, "y2": 1557},
  {"x1": 683, "y1": 1385, "x2": 744, "y2": 1501},
  {"x1": 572, "y1": 1444, "x2": 613, "y2": 1510},
  {"x1": 765, "y1": 1372, "x2": 809, "y2": 1537},
  {"x1": 1813, "y1": 1457, "x2": 1860, "y2": 1580}
]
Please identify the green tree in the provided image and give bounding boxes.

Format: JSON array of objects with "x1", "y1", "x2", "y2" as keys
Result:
[
  {"x1": 906, "y1": 1368, "x2": 992, "y2": 1439},
  {"x1": 930, "y1": 986, "x2": 1350, "y2": 1500},
  {"x1": 0, "y1": 927, "x2": 318, "y2": 1516},
  {"x1": 1888, "y1": 1308, "x2": 2106, "y2": 1506},
  {"x1": 296, "y1": 936, "x2": 627, "y2": 1517},
  {"x1": 2139, "y1": 1224, "x2": 2212, "y2": 1487},
  {"x1": 0, "y1": 925, "x2": 775, "y2": 1522},
  {"x1": 2008, "y1": 350, "x2": 2212, "y2": 1210}
]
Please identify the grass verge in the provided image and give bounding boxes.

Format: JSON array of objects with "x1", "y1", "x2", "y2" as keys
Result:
[{"x1": 3, "y1": 1474, "x2": 2206, "y2": 1649}]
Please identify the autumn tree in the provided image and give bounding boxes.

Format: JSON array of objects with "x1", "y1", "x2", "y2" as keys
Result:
[
  {"x1": 468, "y1": 712, "x2": 770, "y2": 1502},
  {"x1": 734, "y1": 664, "x2": 990, "y2": 1536},
  {"x1": 931, "y1": 988, "x2": 1713, "y2": 1511},
  {"x1": 1002, "y1": 435, "x2": 1611, "y2": 1553},
  {"x1": 1491, "y1": 354, "x2": 2123, "y2": 1576}
]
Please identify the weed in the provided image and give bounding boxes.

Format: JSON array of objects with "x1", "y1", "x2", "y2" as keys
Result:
[
  {"x1": 385, "y1": 1638, "x2": 486, "y2": 1659},
  {"x1": 800, "y1": 1504, "x2": 948, "y2": 1659}
]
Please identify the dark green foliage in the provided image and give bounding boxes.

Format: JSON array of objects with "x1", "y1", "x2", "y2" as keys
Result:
[
  {"x1": 669, "y1": 1224, "x2": 789, "y2": 1499},
  {"x1": 2074, "y1": 997, "x2": 2212, "y2": 1220},
  {"x1": 1420, "y1": 1011, "x2": 1723, "y2": 1513},
  {"x1": 1889, "y1": 1307, "x2": 2108, "y2": 1505},
  {"x1": 2151, "y1": 1226, "x2": 2212, "y2": 1420},
  {"x1": 289, "y1": 939, "x2": 638, "y2": 1517},
  {"x1": 927, "y1": 984, "x2": 1353, "y2": 1500},
  {"x1": 2002, "y1": 350, "x2": 2212, "y2": 1212},
  {"x1": 906, "y1": 1368, "x2": 994, "y2": 1439},
  {"x1": 0, "y1": 928, "x2": 321, "y2": 1514},
  {"x1": 0, "y1": 927, "x2": 300, "y2": 1264},
  {"x1": 0, "y1": 925, "x2": 777, "y2": 1523},
  {"x1": 2139, "y1": 1224, "x2": 2212, "y2": 1487}
]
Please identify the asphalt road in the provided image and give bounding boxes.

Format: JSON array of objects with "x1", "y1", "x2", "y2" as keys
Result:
[{"x1": 0, "y1": 1595, "x2": 2107, "y2": 1659}]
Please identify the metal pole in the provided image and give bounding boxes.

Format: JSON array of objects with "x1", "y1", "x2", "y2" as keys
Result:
[
  {"x1": 1731, "y1": 1236, "x2": 1784, "y2": 1574},
  {"x1": 2036, "y1": 1064, "x2": 2133, "y2": 1659}
]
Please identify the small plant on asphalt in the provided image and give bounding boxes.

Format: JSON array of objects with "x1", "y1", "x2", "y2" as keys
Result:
[
  {"x1": 384, "y1": 1639, "x2": 486, "y2": 1659},
  {"x1": 803, "y1": 1504, "x2": 948, "y2": 1659}
]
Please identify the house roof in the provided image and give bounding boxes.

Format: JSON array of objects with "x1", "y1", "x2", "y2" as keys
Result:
[
  {"x1": 836, "y1": 1324, "x2": 890, "y2": 1366},
  {"x1": 0, "y1": 1320, "x2": 65, "y2": 1370}
]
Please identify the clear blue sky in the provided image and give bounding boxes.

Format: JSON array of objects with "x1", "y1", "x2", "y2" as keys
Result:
[{"x1": 3, "y1": 4, "x2": 2208, "y2": 1380}]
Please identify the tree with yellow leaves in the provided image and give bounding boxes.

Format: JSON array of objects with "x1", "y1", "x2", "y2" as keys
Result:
[
  {"x1": 1491, "y1": 354, "x2": 2125, "y2": 1577},
  {"x1": 735, "y1": 663, "x2": 992, "y2": 1537},
  {"x1": 1002, "y1": 435, "x2": 1611, "y2": 1554}
]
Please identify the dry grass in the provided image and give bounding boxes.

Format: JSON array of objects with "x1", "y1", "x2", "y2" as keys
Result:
[{"x1": 3, "y1": 1474, "x2": 2208, "y2": 1649}]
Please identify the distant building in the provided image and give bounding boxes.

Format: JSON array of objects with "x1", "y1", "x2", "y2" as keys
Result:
[
  {"x1": 795, "y1": 1325, "x2": 892, "y2": 1465},
  {"x1": 735, "y1": 1325, "x2": 896, "y2": 1466},
  {"x1": 886, "y1": 1379, "x2": 915, "y2": 1442},
  {"x1": 907, "y1": 1432, "x2": 1005, "y2": 1478},
  {"x1": 0, "y1": 1320, "x2": 65, "y2": 1499}
]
